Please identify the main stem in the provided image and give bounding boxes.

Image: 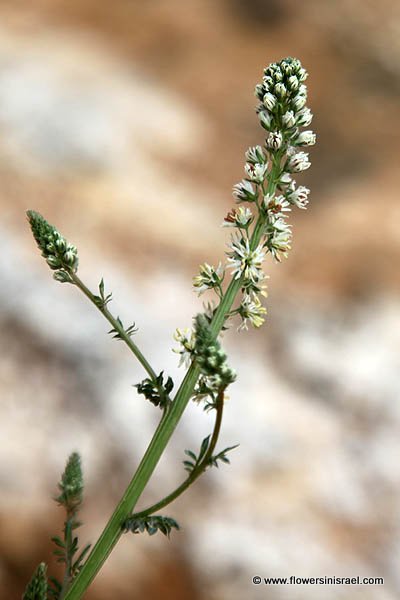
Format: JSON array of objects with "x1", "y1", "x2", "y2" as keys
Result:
[
  {"x1": 64, "y1": 158, "x2": 282, "y2": 599},
  {"x1": 129, "y1": 388, "x2": 225, "y2": 521}
]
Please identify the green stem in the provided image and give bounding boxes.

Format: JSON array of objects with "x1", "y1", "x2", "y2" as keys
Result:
[
  {"x1": 71, "y1": 273, "x2": 157, "y2": 381},
  {"x1": 130, "y1": 388, "x2": 225, "y2": 520},
  {"x1": 64, "y1": 157, "x2": 283, "y2": 600},
  {"x1": 58, "y1": 517, "x2": 73, "y2": 600}
]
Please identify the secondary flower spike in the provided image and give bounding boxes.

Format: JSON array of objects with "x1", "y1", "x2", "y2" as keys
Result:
[{"x1": 27, "y1": 210, "x2": 79, "y2": 283}]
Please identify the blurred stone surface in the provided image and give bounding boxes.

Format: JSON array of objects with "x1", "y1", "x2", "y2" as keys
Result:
[{"x1": 0, "y1": 1, "x2": 399, "y2": 599}]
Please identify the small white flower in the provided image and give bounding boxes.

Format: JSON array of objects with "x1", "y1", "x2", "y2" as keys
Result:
[
  {"x1": 298, "y1": 67, "x2": 308, "y2": 82},
  {"x1": 245, "y1": 162, "x2": 268, "y2": 183},
  {"x1": 282, "y1": 110, "x2": 296, "y2": 128},
  {"x1": 238, "y1": 294, "x2": 267, "y2": 330},
  {"x1": 287, "y1": 151, "x2": 311, "y2": 172},
  {"x1": 262, "y1": 75, "x2": 274, "y2": 90},
  {"x1": 277, "y1": 172, "x2": 293, "y2": 190},
  {"x1": 267, "y1": 219, "x2": 292, "y2": 261},
  {"x1": 267, "y1": 131, "x2": 283, "y2": 151},
  {"x1": 292, "y1": 95, "x2": 307, "y2": 111},
  {"x1": 263, "y1": 92, "x2": 276, "y2": 111},
  {"x1": 287, "y1": 184, "x2": 310, "y2": 209},
  {"x1": 245, "y1": 145, "x2": 266, "y2": 165},
  {"x1": 254, "y1": 83, "x2": 264, "y2": 100},
  {"x1": 222, "y1": 206, "x2": 253, "y2": 228},
  {"x1": 259, "y1": 110, "x2": 272, "y2": 130},
  {"x1": 274, "y1": 82, "x2": 287, "y2": 98},
  {"x1": 296, "y1": 107, "x2": 313, "y2": 126},
  {"x1": 294, "y1": 130, "x2": 316, "y2": 146},
  {"x1": 264, "y1": 194, "x2": 291, "y2": 217},
  {"x1": 173, "y1": 328, "x2": 196, "y2": 367},
  {"x1": 232, "y1": 180, "x2": 258, "y2": 203},
  {"x1": 288, "y1": 75, "x2": 299, "y2": 91},
  {"x1": 227, "y1": 235, "x2": 265, "y2": 283},
  {"x1": 193, "y1": 262, "x2": 223, "y2": 295}
]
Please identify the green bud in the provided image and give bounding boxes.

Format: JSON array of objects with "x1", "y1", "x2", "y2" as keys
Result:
[
  {"x1": 22, "y1": 563, "x2": 48, "y2": 600},
  {"x1": 56, "y1": 452, "x2": 84, "y2": 512},
  {"x1": 27, "y1": 210, "x2": 79, "y2": 281}
]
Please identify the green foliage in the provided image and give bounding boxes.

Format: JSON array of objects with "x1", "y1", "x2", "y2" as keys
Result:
[
  {"x1": 22, "y1": 562, "x2": 48, "y2": 600},
  {"x1": 208, "y1": 444, "x2": 239, "y2": 468},
  {"x1": 93, "y1": 278, "x2": 113, "y2": 309},
  {"x1": 184, "y1": 437, "x2": 239, "y2": 473},
  {"x1": 123, "y1": 515, "x2": 180, "y2": 538},
  {"x1": 183, "y1": 435, "x2": 211, "y2": 473},
  {"x1": 108, "y1": 317, "x2": 138, "y2": 340},
  {"x1": 135, "y1": 371, "x2": 174, "y2": 410}
]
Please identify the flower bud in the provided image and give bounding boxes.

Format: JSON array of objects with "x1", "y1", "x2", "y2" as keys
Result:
[
  {"x1": 263, "y1": 92, "x2": 276, "y2": 111},
  {"x1": 294, "y1": 130, "x2": 316, "y2": 146},
  {"x1": 287, "y1": 152, "x2": 311, "y2": 172},
  {"x1": 282, "y1": 110, "x2": 296, "y2": 128},
  {"x1": 288, "y1": 75, "x2": 299, "y2": 91},
  {"x1": 266, "y1": 131, "x2": 283, "y2": 151},
  {"x1": 292, "y1": 95, "x2": 307, "y2": 111},
  {"x1": 274, "y1": 83, "x2": 287, "y2": 98},
  {"x1": 258, "y1": 110, "x2": 272, "y2": 130},
  {"x1": 46, "y1": 255, "x2": 61, "y2": 269},
  {"x1": 296, "y1": 107, "x2": 313, "y2": 126},
  {"x1": 254, "y1": 83, "x2": 264, "y2": 100}
]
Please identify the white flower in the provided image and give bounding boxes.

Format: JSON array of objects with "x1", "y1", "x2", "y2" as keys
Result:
[
  {"x1": 267, "y1": 219, "x2": 292, "y2": 261},
  {"x1": 259, "y1": 110, "x2": 272, "y2": 130},
  {"x1": 173, "y1": 328, "x2": 196, "y2": 367},
  {"x1": 274, "y1": 82, "x2": 287, "y2": 98},
  {"x1": 227, "y1": 235, "x2": 265, "y2": 283},
  {"x1": 193, "y1": 262, "x2": 223, "y2": 295},
  {"x1": 294, "y1": 130, "x2": 316, "y2": 146},
  {"x1": 292, "y1": 95, "x2": 307, "y2": 111},
  {"x1": 264, "y1": 194, "x2": 291, "y2": 217},
  {"x1": 262, "y1": 75, "x2": 274, "y2": 90},
  {"x1": 267, "y1": 131, "x2": 283, "y2": 151},
  {"x1": 287, "y1": 151, "x2": 311, "y2": 172},
  {"x1": 288, "y1": 75, "x2": 299, "y2": 91},
  {"x1": 287, "y1": 184, "x2": 310, "y2": 209},
  {"x1": 298, "y1": 67, "x2": 308, "y2": 82},
  {"x1": 263, "y1": 92, "x2": 276, "y2": 111},
  {"x1": 232, "y1": 179, "x2": 258, "y2": 202},
  {"x1": 222, "y1": 206, "x2": 253, "y2": 228},
  {"x1": 238, "y1": 294, "x2": 267, "y2": 330},
  {"x1": 277, "y1": 172, "x2": 293, "y2": 190},
  {"x1": 245, "y1": 162, "x2": 268, "y2": 183},
  {"x1": 245, "y1": 145, "x2": 266, "y2": 165},
  {"x1": 282, "y1": 110, "x2": 296, "y2": 128},
  {"x1": 296, "y1": 107, "x2": 313, "y2": 126}
]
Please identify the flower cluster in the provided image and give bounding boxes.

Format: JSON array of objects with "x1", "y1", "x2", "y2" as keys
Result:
[
  {"x1": 193, "y1": 57, "x2": 315, "y2": 332},
  {"x1": 173, "y1": 314, "x2": 236, "y2": 406},
  {"x1": 181, "y1": 59, "x2": 315, "y2": 356},
  {"x1": 194, "y1": 314, "x2": 236, "y2": 393},
  {"x1": 27, "y1": 210, "x2": 79, "y2": 283}
]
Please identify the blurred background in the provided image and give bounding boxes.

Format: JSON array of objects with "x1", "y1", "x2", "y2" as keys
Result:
[{"x1": 0, "y1": 1, "x2": 399, "y2": 599}]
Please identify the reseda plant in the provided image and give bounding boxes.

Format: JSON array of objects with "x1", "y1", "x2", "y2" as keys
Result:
[{"x1": 23, "y1": 57, "x2": 315, "y2": 599}]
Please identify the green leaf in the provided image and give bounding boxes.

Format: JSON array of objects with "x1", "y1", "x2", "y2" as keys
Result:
[{"x1": 123, "y1": 515, "x2": 180, "y2": 539}]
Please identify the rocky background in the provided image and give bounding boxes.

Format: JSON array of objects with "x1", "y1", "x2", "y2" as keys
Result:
[{"x1": 0, "y1": 1, "x2": 399, "y2": 599}]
